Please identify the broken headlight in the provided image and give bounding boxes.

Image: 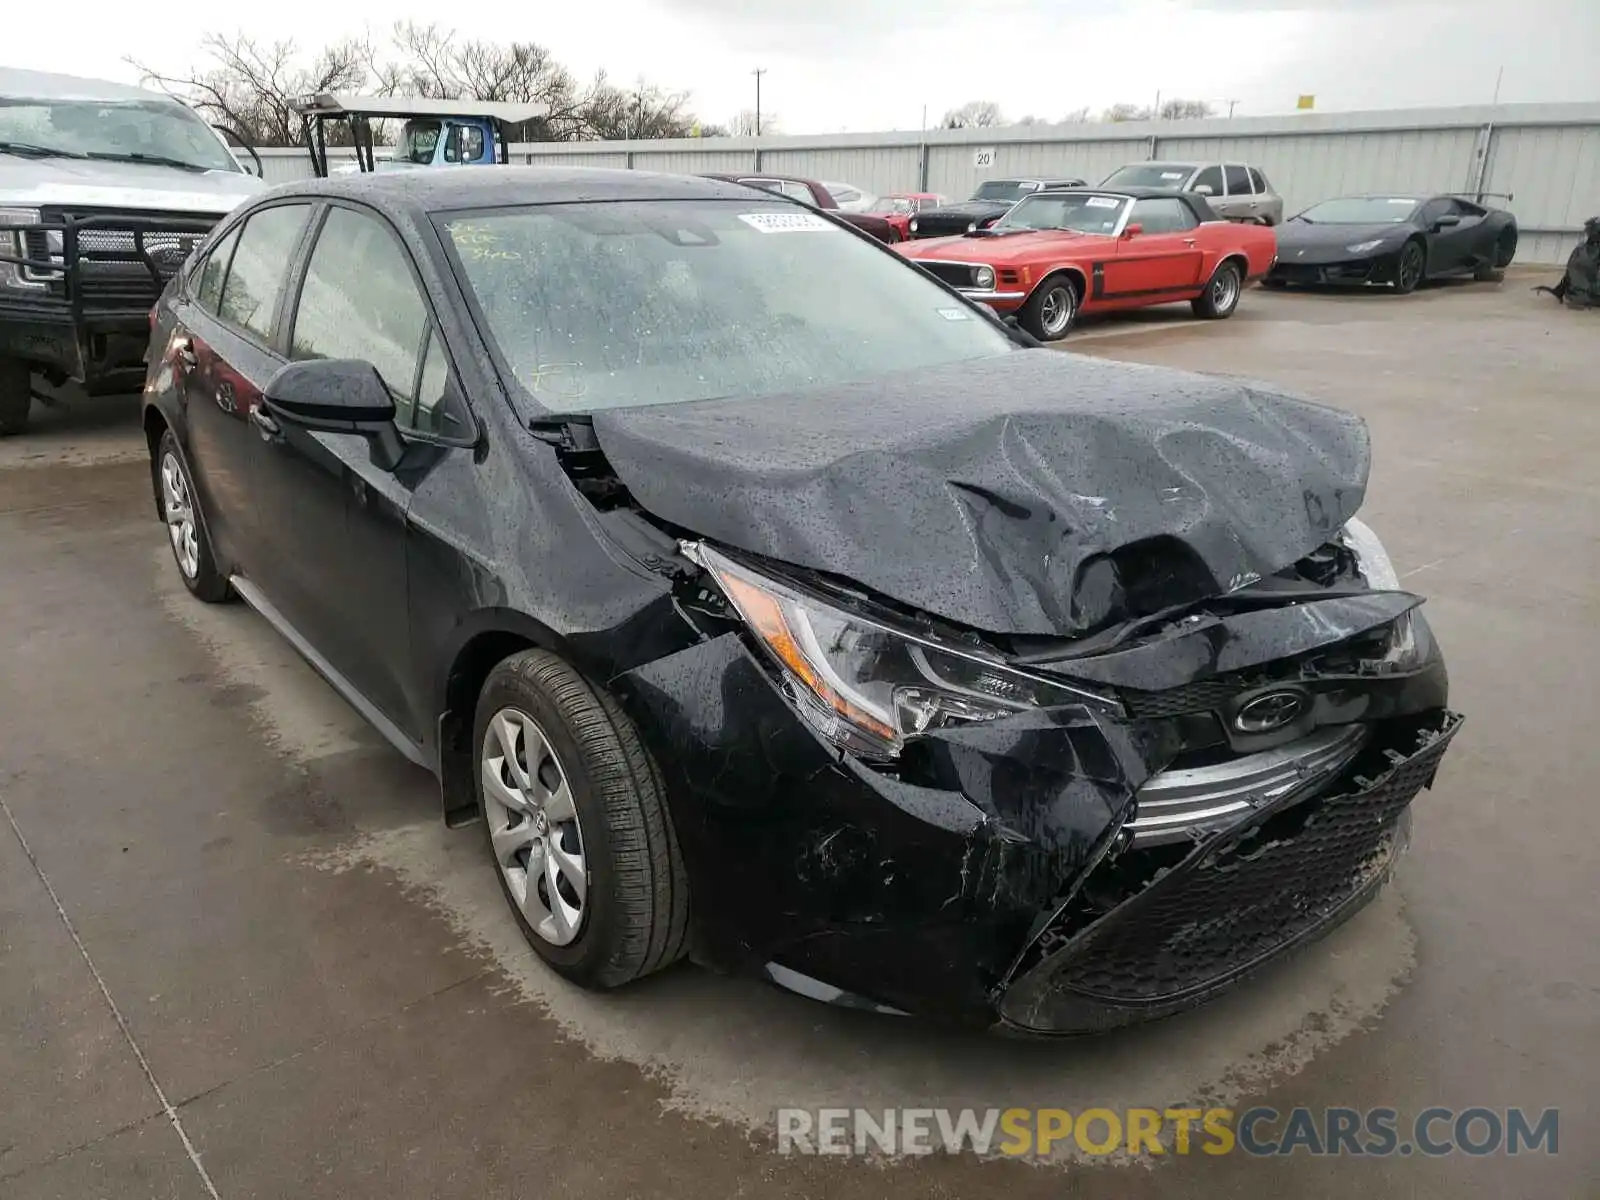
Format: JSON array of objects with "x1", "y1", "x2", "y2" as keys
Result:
[
  {"x1": 689, "y1": 543, "x2": 1112, "y2": 757},
  {"x1": 1341, "y1": 516, "x2": 1422, "y2": 669}
]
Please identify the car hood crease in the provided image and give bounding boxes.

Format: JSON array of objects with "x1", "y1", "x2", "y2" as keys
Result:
[{"x1": 590, "y1": 351, "x2": 1370, "y2": 638}]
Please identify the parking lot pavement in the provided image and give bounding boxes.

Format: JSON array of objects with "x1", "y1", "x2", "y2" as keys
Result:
[{"x1": 1, "y1": 278, "x2": 1594, "y2": 1198}]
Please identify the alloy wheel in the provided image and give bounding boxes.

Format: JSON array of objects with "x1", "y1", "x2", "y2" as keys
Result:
[
  {"x1": 1040, "y1": 285, "x2": 1075, "y2": 336},
  {"x1": 160, "y1": 452, "x2": 200, "y2": 580},
  {"x1": 1398, "y1": 244, "x2": 1424, "y2": 292},
  {"x1": 481, "y1": 707, "x2": 589, "y2": 946},
  {"x1": 1211, "y1": 267, "x2": 1241, "y2": 314}
]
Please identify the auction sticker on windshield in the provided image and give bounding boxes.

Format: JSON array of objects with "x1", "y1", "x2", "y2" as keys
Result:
[
  {"x1": 1086, "y1": 196, "x2": 1122, "y2": 208},
  {"x1": 738, "y1": 212, "x2": 835, "y2": 233}
]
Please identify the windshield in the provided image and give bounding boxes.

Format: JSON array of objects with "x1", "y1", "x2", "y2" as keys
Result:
[
  {"x1": 972, "y1": 180, "x2": 1034, "y2": 203},
  {"x1": 444, "y1": 200, "x2": 1015, "y2": 413},
  {"x1": 1102, "y1": 164, "x2": 1196, "y2": 188},
  {"x1": 882, "y1": 197, "x2": 918, "y2": 215},
  {"x1": 994, "y1": 192, "x2": 1129, "y2": 234},
  {"x1": 398, "y1": 120, "x2": 442, "y2": 165},
  {"x1": 0, "y1": 96, "x2": 239, "y2": 171},
  {"x1": 1297, "y1": 197, "x2": 1421, "y2": 224}
]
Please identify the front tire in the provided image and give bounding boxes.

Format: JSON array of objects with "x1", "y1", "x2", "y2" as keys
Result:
[
  {"x1": 475, "y1": 649, "x2": 689, "y2": 989},
  {"x1": 1192, "y1": 261, "x2": 1243, "y2": 319},
  {"x1": 157, "y1": 431, "x2": 229, "y2": 602},
  {"x1": 1019, "y1": 275, "x2": 1079, "y2": 341},
  {"x1": 0, "y1": 358, "x2": 31, "y2": 436},
  {"x1": 1393, "y1": 240, "x2": 1426, "y2": 294}
]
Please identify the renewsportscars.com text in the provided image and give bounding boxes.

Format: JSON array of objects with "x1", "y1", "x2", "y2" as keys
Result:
[{"x1": 775, "y1": 1106, "x2": 1559, "y2": 1158}]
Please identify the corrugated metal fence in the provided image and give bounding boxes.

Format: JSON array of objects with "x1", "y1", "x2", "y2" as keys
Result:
[{"x1": 258, "y1": 102, "x2": 1600, "y2": 264}]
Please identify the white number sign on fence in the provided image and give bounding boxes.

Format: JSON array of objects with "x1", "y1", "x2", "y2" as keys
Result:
[{"x1": 973, "y1": 147, "x2": 995, "y2": 169}]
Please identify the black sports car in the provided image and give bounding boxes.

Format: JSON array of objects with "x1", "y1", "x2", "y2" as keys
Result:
[
  {"x1": 908, "y1": 177, "x2": 1086, "y2": 239},
  {"x1": 143, "y1": 167, "x2": 1458, "y2": 1035},
  {"x1": 1265, "y1": 194, "x2": 1518, "y2": 293}
]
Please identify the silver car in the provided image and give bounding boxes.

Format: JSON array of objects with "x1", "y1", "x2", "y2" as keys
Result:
[{"x1": 1101, "y1": 161, "x2": 1284, "y2": 226}]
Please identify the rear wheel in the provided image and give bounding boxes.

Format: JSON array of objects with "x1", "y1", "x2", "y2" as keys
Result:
[
  {"x1": 157, "y1": 430, "x2": 229, "y2": 602},
  {"x1": 1477, "y1": 227, "x2": 1518, "y2": 279},
  {"x1": 1018, "y1": 275, "x2": 1079, "y2": 341},
  {"x1": 475, "y1": 649, "x2": 689, "y2": 989},
  {"x1": 1192, "y1": 261, "x2": 1243, "y2": 319},
  {"x1": 1394, "y1": 240, "x2": 1426, "y2": 294},
  {"x1": 0, "y1": 359, "x2": 31, "y2": 436}
]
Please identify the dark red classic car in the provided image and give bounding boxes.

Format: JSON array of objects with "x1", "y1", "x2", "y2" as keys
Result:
[
  {"x1": 699, "y1": 173, "x2": 901, "y2": 243},
  {"x1": 896, "y1": 187, "x2": 1278, "y2": 340}
]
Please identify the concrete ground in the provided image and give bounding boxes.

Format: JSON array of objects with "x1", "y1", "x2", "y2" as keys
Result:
[{"x1": 1, "y1": 274, "x2": 1594, "y2": 1198}]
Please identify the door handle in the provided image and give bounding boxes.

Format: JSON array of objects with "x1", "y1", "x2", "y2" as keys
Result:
[
  {"x1": 1184, "y1": 238, "x2": 1198, "y2": 246},
  {"x1": 249, "y1": 407, "x2": 281, "y2": 440}
]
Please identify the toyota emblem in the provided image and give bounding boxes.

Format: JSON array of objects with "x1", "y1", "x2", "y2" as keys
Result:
[{"x1": 1234, "y1": 690, "x2": 1307, "y2": 734}]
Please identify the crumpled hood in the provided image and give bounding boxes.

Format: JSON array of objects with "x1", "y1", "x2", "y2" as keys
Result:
[
  {"x1": 0, "y1": 155, "x2": 264, "y2": 214},
  {"x1": 591, "y1": 350, "x2": 1370, "y2": 638},
  {"x1": 919, "y1": 201, "x2": 1009, "y2": 221}
]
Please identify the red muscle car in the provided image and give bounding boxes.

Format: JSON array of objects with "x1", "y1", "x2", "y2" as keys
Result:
[
  {"x1": 895, "y1": 186, "x2": 1278, "y2": 340},
  {"x1": 869, "y1": 192, "x2": 949, "y2": 240}
]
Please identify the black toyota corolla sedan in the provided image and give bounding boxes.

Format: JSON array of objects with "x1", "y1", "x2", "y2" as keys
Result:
[{"x1": 142, "y1": 168, "x2": 1459, "y2": 1034}]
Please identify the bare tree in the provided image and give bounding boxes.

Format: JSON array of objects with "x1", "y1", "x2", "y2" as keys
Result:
[
  {"x1": 1159, "y1": 98, "x2": 1215, "y2": 120},
  {"x1": 726, "y1": 110, "x2": 778, "y2": 137},
  {"x1": 1060, "y1": 106, "x2": 1093, "y2": 123},
  {"x1": 130, "y1": 32, "x2": 371, "y2": 147},
  {"x1": 1102, "y1": 102, "x2": 1153, "y2": 123},
  {"x1": 942, "y1": 100, "x2": 1005, "y2": 129},
  {"x1": 581, "y1": 74, "x2": 696, "y2": 140}
]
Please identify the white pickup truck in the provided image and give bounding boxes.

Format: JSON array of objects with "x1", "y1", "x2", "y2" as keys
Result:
[{"x1": 0, "y1": 67, "x2": 266, "y2": 434}]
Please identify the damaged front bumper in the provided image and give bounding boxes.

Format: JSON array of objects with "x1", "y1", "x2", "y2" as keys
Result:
[{"x1": 609, "y1": 577, "x2": 1459, "y2": 1033}]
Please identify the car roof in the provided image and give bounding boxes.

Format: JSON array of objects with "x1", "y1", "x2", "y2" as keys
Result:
[
  {"x1": 0, "y1": 66, "x2": 182, "y2": 104},
  {"x1": 1034, "y1": 185, "x2": 1190, "y2": 200},
  {"x1": 704, "y1": 171, "x2": 821, "y2": 187},
  {"x1": 262, "y1": 167, "x2": 770, "y2": 215}
]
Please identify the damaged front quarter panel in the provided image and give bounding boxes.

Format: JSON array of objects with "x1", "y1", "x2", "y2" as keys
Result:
[{"x1": 609, "y1": 626, "x2": 1162, "y2": 1022}]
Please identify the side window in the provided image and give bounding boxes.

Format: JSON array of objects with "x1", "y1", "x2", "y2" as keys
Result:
[
  {"x1": 1224, "y1": 164, "x2": 1251, "y2": 195},
  {"x1": 783, "y1": 181, "x2": 817, "y2": 202},
  {"x1": 1130, "y1": 197, "x2": 1198, "y2": 234},
  {"x1": 194, "y1": 226, "x2": 241, "y2": 315},
  {"x1": 1419, "y1": 198, "x2": 1452, "y2": 226},
  {"x1": 1191, "y1": 165, "x2": 1224, "y2": 195},
  {"x1": 217, "y1": 205, "x2": 310, "y2": 341},
  {"x1": 290, "y1": 206, "x2": 431, "y2": 428},
  {"x1": 1249, "y1": 167, "x2": 1269, "y2": 194},
  {"x1": 414, "y1": 330, "x2": 466, "y2": 439},
  {"x1": 459, "y1": 125, "x2": 485, "y2": 162}
]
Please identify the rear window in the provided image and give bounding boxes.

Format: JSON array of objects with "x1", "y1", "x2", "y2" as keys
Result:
[
  {"x1": 216, "y1": 204, "x2": 310, "y2": 341},
  {"x1": 443, "y1": 199, "x2": 1014, "y2": 413},
  {"x1": 1103, "y1": 164, "x2": 1195, "y2": 188}
]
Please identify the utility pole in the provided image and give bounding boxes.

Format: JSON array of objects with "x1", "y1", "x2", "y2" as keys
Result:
[
  {"x1": 752, "y1": 68, "x2": 767, "y2": 136},
  {"x1": 1226, "y1": 99, "x2": 1239, "y2": 119},
  {"x1": 1492, "y1": 65, "x2": 1504, "y2": 104}
]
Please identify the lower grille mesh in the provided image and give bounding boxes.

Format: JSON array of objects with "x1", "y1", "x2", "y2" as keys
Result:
[{"x1": 1051, "y1": 714, "x2": 1460, "y2": 1003}]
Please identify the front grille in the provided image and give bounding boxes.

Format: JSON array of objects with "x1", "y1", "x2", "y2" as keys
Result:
[
  {"x1": 1049, "y1": 712, "x2": 1460, "y2": 1004},
  {"x1": 915, "y1": 261, "x2": 977, "y2": 288},
  {"x1": 32, "y1": 208, "x2": 222, "y2": 310},
  {"x1": 1120, "y1": 675, "x2": 1256, "y2": 719}
]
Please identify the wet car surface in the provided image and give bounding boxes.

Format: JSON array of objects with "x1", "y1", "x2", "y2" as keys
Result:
[
  {"x1": 0, "y1": 275, "x2": 1590, "y2": 1197},
  {"x1": 129, "y1": 167, "x2": 1462, "y2": 1034}
]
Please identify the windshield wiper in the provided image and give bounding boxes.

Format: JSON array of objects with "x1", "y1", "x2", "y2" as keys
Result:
[
  {"x1": 0, "y1": 140, "x2": 88, "y2": 159},
  {"x1": 84, "y1": 151, "x2": 211, "y2": 172}
]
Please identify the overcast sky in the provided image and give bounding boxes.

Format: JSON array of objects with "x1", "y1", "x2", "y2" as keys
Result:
[{"x1": 11, "y1": 0, "x2": 1598, "y2": 133}]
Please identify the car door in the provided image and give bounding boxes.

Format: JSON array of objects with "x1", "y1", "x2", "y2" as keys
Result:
[
  {"x1": 1102, "y1": 197, "x2": 1207, "y2": 298},
  {"x1": 172, "y1": 203, "x2": 314, "y2": 579},
  {"x1": 253, "y1": 201, "x2": 454, "y2": 737},
  {"x1": 1223, "y1": 164, "x2": 1262, "y2": 224},
  {"x1": 1415, "y1": 198, "x2": 1470, "y2": 273},
  {"x1": 1430, "y1": 198, "x2": 1487, "y2": 271}
]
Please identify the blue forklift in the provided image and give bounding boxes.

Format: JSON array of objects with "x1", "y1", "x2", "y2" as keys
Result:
[{"x1": 291, "y1": 93, "x2": 549, "y2": 176}]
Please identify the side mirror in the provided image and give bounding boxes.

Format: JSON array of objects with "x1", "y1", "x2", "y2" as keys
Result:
[
  {"x1": 1122, "y1": 223, "x2": 1144, "y2": 239},
  {"x1": 1435, "y1": 214, "x2": 1461, "y2": 229},
  {"x1": 1193, "y1": 184, "x2": 1215, "y2": 196},
  {"x1": 263, "y1": 359, "x2": 405, "y2": 470}
]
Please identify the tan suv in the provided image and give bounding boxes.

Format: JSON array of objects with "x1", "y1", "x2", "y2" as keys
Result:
[{"x1": 1101, "y1": 161, "x2": 1284, "y2": 226}]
